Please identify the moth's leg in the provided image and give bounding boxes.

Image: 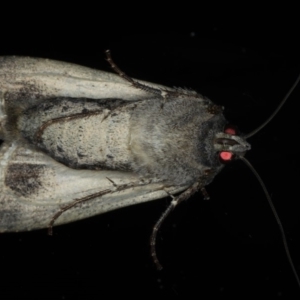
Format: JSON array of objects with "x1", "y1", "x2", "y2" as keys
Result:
[
  {"x1": 150, "y1": 181, "x2": 203, "y2": 270},
  {"x1": 35, "y1": 110, "x2": 103, "y2": 142},
  {"x1": 105, "y1": 50, "x2": 166, "y2": 97},
  {"x1": 105, "y1": 177, "x2": 142, "y2": 192},
  {"x1": 200, "y1": 187, "x2": 210, "y2": 200},
  {"x1": 105, "y1": 50, "x2": 209, "y2": 108},
  {"x1": 108, "y1": 50, "x2": 166, "y2": 109},
  {"x1": 48, "y1": 188, "x2": 111, "y2": 235},
  {"x1": 48, "y1": 180, "x2": 159, "y2": 234}
]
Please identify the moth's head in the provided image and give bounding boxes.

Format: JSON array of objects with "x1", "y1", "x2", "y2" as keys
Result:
[{"x1": 214, "y1": 125, "x2": 251, "y2": 164}]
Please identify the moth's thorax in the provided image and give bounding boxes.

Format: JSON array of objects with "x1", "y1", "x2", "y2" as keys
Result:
[{"x1": 129, "y1": 96, "x2": 227, "y2": 185}]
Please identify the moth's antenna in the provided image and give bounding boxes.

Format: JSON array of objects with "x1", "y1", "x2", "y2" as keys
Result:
[
  {"x1": 245, "y1": 73, "x2": 300, "y2": 139},
  {"x1": 240, "y1": 156, "x2": 300, "y2": 289},
  {"x1": 240, "y1": 74, "x2": 300, "y2": 289}
]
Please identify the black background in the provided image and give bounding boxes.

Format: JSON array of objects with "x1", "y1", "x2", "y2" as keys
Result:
[{"x1": 1, "y1": 13, "x2": 300, "y2": 299}]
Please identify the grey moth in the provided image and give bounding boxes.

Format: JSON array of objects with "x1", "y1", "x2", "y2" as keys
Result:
[{"x1": 0, "y1": 54, "x2": 250, "y2": 234}]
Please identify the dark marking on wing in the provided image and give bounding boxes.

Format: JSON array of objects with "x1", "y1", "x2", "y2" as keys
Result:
[{"x1": 5, "y1": 163, "x2": 47, "y2": 197}]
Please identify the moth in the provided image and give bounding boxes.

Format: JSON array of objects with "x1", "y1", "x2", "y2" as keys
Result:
[{"x1": 0, "y1": 52, "x2": 299, "y2": 283}]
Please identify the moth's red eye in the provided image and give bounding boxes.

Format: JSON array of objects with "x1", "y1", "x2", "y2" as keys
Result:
[
  {"x1": 219, "y1": 151, "x2": 234, "y2": 163},
  {"x1": 224, "y1": 126, "x2": 236, "y2": 135}
]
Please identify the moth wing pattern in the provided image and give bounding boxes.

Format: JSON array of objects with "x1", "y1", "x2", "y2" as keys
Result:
[
  {"x1": 0, "y1": 56, "x2": 187, "y2": 232},
  {"x1": 0, "y1": 141, "x2": 186, "y2": 232}
]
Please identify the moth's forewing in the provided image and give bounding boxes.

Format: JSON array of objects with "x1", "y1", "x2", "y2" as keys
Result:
[
  {"x1": 0, "y1": 141, "x2": 186, "y2": 232},
  {"x1": 0, "y1": 56, "x2": 159, "y2": 102}
]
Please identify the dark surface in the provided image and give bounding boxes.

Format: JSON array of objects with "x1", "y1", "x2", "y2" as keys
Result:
[{"x1": 1, "y1": 21, "x2": 300, "y2": 299}]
